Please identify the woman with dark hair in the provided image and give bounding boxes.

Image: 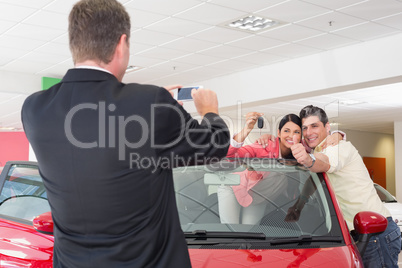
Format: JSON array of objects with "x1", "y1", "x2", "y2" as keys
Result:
[
  {"x1": 218, "y1": 112, "x2": 302, "y2": 224},
  {"x1": 227, "y1": 112, "x2": 302, "y2": 160},
  {"x1": 218, "y1": 112, "x2": 344, "y2": 224}
]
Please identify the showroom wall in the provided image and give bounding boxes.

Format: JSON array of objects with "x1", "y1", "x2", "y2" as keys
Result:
[
  {"x1": 344, "y1": 129, "x2": 396, "y2": 196},
  {"x1": 0, "y1": 132, "x2": 29, "y2": 167}
]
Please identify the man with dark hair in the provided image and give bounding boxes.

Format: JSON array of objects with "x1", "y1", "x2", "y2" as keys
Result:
[
  {"x1": 290, "y1": 105, "x2": 401, "y2": 268},
  {"x1": 21, "y1": 0, "x2": 230, "y2": 267}
]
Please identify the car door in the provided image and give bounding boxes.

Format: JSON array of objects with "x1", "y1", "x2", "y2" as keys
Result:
[{"x1": 0, "y1": 161, "x2": 53, "y2": 268}]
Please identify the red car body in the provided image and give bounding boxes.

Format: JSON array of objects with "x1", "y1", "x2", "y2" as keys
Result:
[
  {"x1": 0, "y1": 160, "x2": 387, "y2": 267},
  {"x1": 0, "y1": 218, "x2": 360, "y2": 268}
]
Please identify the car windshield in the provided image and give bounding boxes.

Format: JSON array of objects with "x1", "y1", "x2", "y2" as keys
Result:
[
  {"x1": 173, "y1": 158, "x2": 344, "y2": 248},
  {"x1": 374, "y1": 184, "x2": 397, "y2": 203}
]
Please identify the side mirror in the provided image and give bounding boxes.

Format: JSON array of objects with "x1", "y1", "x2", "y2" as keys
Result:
[
  {"x1": 353, "y1": 211, "x2": 387, "y2": 256},
  {"x1": 33, "y1": 211, "x2": 54, "y2": 235}
]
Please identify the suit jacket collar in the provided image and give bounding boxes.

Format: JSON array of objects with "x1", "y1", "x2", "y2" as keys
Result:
[{"x1": 61, "y1": 68, "x2": 119, "y2": 83}]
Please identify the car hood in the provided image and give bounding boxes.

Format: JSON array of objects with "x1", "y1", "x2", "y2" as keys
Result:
[
  {"x1": 0, "y1": 220, "x2": 53, "y2": 267},
  {"x1": 383, "y1": 202, "x2": 402, "y2": 226},
  {"x1": 189, "y1": 245, "x2": 362, "y2": 267}
]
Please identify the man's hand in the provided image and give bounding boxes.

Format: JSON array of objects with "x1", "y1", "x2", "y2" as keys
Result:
[
  {"x1": 192, "y1": 88, "x2": 219, "y2": 116},
  {"x1": 285, "y1": 205, "x2": 302, "y2": 222},
  {"x1": 291, "y1": 135, "x2": 312, "y2": 167},
  {"x1": 256, "y1": 134, "x2": 276, "y2": 148},
  {"x1": 164, "y1": 84, "x2": 183, "y2": 105}
]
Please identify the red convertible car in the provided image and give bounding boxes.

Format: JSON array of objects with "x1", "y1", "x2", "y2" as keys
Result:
[{"x1": 0, "y1": 160, "x2": 387, "y2": 267}]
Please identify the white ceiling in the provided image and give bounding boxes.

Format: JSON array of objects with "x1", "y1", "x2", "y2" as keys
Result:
[{"x1": 1, "y1": 0, "x2": 402, "y2": 134}]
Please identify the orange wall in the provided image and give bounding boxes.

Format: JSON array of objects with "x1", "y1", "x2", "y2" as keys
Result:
[{"x1": 0, "y1": 132, "x2": 29, "y2": 167}]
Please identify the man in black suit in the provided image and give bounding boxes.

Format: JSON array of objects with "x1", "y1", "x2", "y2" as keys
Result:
[{"x1": 21, "y1": 0, "x2": 230, "y2": 267}]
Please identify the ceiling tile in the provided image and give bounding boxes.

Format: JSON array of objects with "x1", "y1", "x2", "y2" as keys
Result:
[
  {"x1": 52, "y1": 33, "x2": 69, "y2": 44},
  {"x1": 263, "y1": 43, "x2": 322, "y2": 58},
  {"x1": 6, "y1": 23, "x2": 65, "y2": 41},
  {"x1": 175, "y1": 2, "x2": 246, "y2": 26},
  {"x1": 126, "y1": 0, "x2": 202, "y2": 16},
  {"x1": 233, "y1": 52, "x2": 286, "y2": 65},
  {"x1": 42, "y1": 0, "x2": 77, "y2": 15},
  {"x1": 136, "y1": 46, "x2": 190, "y2": 60},
  {"x1": 338, "y1": 0, "x2": 402, "y2": 20},
  {"x1": 173, "y1": 53, "x2": 226, "y2": 66},
  {"x1": 130, "y1": 55, "x2": 167, "y2": 68},
  {"x1": 198, "y1": 44, "x2": 253, "y2": 59},
  {"x1": 144, "y1": 71, "x2": 200, "y2": 86},
  {"x1": 130, "y1": 42, "x2": 154, "y2": 55},
  {"x1": 125, "y1": 8, "x2": 166, "y2": 28},
  {"x1": 130, "y1": 29, "x2": 181, "y2": 46},
  {"x1": 297, "y1": 11, "x2": 366, "y2": 32},
  {"x1": 36, "y1": 60, "x2": 73, "y2": 77},
  {"x1": 2, "y1": 59, "x2": 55, "y2": 74},
  {"x1": 151, "y1": 60, "x2": 199, "y2": 72},
  {"x1": 30, "y1": 42, "x2": 71, "y2": 57},
  {"x1": 189, "y1": 26, "x2": 250, "y2": 43},
  {"x1": 259, "y1": 24, "x2": 323, "y2": 42},
  {"x1": 209, "y1": 0, "x2": 285, "y2": 13},
  {"x1": 0, "y1": 35, "x2": 44, "y2": 51},
  {"x1": 256, "y1": 0, "x2": 331, "y2": 23},
  {"x1": 333, "y1": 22, "x2": 400, "y2": 41},
  {"x1": 124, "y1": 67, "x2": 175, "y2": 82},
  {"x1": 375, "y1": 13, "x2": 402, "y2": 30},
  {"x1": 0, "y1": 3, "x2": 37, "y2": 22},
  {"x1": 162, "y1": 37, "x2": 219, "y2": 52},
  {"x1": 227, "y1": 35, "x2": 286, "y2": 51},
  {"x1": 20, "y1": 51, "x2": 70, "y2": 65},
  {"x1": 145, "y1": 17, "x2": 211, "y2": 36},
  {"x1": 0, "y1": 0, "x2": 53, "y2": 9},
  {"x1": 206, "y1": 59, "x2": 259, "y2": 72},
  {"x1": 296, "y1": 33, "x2": 359, "y2": 50},
  {"x1": 0, "y1": 20, "x2": 16, "y2": 34},
  {"x1": 181, "y1": 66, "x2": 232, "y2": 81},
  {"x1": 22, "y1": 10, "x2": 68, "y2": 30},
  {"x1": 0, "y1": 47, "x2": 29, "y2": 63},
  {"x1": 301, "y1": 0, "x2": 367, "y2": 10},
  {"x1": 0, "y1": 58, "x2": 15, "y2": 67}
]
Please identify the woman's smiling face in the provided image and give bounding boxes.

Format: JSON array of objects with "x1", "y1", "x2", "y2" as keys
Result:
[{"x1": 278, "y1": 121, "x2": 301, "y2": 148}]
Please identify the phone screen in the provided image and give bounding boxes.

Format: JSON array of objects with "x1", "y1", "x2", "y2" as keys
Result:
[{"x1": 176, "y1": 86, "x2": 202, "y2": 101}]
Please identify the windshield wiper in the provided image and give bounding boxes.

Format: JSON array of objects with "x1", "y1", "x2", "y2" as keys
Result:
[
  {"x1": 184, "y1": 230, "x2": 266, "y2": 240},
  {"x1": 270, "y1": 235, "x2": 343, "y2": 245}
]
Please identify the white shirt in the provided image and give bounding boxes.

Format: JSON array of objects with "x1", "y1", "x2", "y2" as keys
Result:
[
  {"x1": 315, "y1": 139, "x2": 390, "y2": 230},
  {"x1": 75, "y1": 65, "x2": 112, "y2": 74}
]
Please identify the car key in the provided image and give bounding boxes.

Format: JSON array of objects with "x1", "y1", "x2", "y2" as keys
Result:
[{"x1": 257, "y1": 117, "x2": 264, "y2": 135}]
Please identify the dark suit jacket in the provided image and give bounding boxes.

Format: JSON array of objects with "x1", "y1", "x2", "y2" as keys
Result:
[{"x1": 22, "y1": 68, "x2": 230, "y2": 268}]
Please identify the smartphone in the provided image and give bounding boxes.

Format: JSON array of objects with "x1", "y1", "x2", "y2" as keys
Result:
[{"x1": 173, "y1": 86, "x2": 202, "y2": 101}]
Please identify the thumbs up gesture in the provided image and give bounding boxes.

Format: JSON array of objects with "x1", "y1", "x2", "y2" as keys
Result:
[{"x1": 291, "y1": 135, "x2": 311, "y2": 167}]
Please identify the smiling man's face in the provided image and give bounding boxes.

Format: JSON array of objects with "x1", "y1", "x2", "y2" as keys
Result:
[{"x1": 302, "y1": 115, "x2": 330, "y2": 149}]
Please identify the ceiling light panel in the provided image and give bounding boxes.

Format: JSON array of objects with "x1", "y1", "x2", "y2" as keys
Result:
[{"x1": 225, "y1": 15, "x2": 281, "y2": 32}]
